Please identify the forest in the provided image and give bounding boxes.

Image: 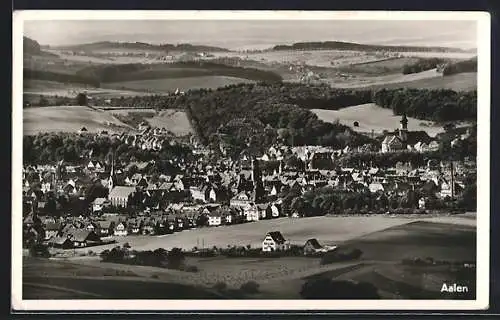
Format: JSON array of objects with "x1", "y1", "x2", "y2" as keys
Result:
[
  {"x1": 23, "y1": 68, "x2": 100, "y2": 87},
  {"x1": 75, "y1": 61, "x2": 283, "y2": 83},
  {"x1": 272, "y1": 41, "x2": 468, "y2": 53},
  {"x1": 22, "y1": 132, "x2": 193, "y2": 169},
  {"x1": 441, "y1": 57, "x2": 478, "y2": 75},
  {"x1": 402, "y1": 58, "x2": 447, "y2": 74},
  {"x1": 372, "y1": 88, "x2": 477, "y2": 122}
]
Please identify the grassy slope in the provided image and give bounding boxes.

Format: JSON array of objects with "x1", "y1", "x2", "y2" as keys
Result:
[
  {"x1": 364, "y1": 72, "x2": 477, "y2": 91},
  {"x1": 23, "y1": 106, "x2": 133, "y2": 135},
  {"x1": 103, "y1": 76, "x2": 255, "y2": 93},
  {"x1": 22, "y1": 216, "x2": 476, "y2": 299},
  {"x1": 146, "y1": 110, "x2": 194, "y2": 136},
  {"x1": 312, "y1": 103, "x2": 444, "y2": 137}
]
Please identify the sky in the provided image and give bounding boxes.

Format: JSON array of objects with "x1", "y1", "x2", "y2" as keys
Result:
[{"x1": 23, "y1": 20, "x2": 478, "y2": 51}]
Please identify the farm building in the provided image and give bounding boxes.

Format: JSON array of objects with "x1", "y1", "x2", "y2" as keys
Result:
[
  {"x1": 67, "y1": 230, "x2": 101, "y2": 248},
  {"x1": 303, "y1": 238, "x2": 324, "y2": 255},
  {"x1": 48, "y1": 236, "x2": 73, "y2": 249},
  {"x1": 262, "y1": 231, "x2": 288, "y2": 252}
]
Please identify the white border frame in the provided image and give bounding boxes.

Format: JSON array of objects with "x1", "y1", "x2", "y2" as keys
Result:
[{"x1": 12, "y1": 10, "x2": 490, "y2": 311}]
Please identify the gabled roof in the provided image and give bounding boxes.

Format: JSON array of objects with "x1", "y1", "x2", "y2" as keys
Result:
[
  {"x1": 305, "y1": 238, "x2": 322, "y2": 249},
  {"x1": 67, "y1": 230, "x2": 97, "y2": 242},
  {"x1": 45, "y1": 222, "x2": 61, "y2": 231},
  {"x1": 266, "y1": 231, "x2": 286, "y2": 244},
  {"x1": 98, "y1": 220, "x2": 114, "y2": 229},
  {"x1": 109, "y1": 186, "x2": 136, "y2": 199}
]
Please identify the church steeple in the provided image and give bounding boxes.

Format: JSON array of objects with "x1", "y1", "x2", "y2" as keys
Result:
[
  {"x1": 108, "y1": 152, "x2": 115, "y2": 193},
  {"x1": 400, "y1": 114, "x2": 408, "y2": 131},
  {"x1": 251, "y1": 156, "x2": 265, "y2": 203},
  {"x1": 399, "y1": 114, "x2": 408, "y2": 143}
]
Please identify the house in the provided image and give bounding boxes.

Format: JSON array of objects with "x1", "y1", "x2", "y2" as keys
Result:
[
  {"x1": 439, "y1": 180, "x2": 463, "y2": 199},
  {"x1": 97, "y1": 220, "x2": 115, "y2": 237},
  {"x1": 127, "y1": 219, "x2": 142, "y2": 235},
  {"x1": 303, "y1": 238, "x2": 324, "y2": 255},
  {"x1": 44, "y1": 222, "x2": 62, "y2": 241},
  {"x1": 207, "y1": 210, "x2": 223, "y2": 227},
  {"x1": 85, "y1": 222, "x2": 98, "y2": 232},
  {"x1": 108, "y1": 186, "x2": 136, "y2": 207},
  {"x1": 49, "y1": 236, "x2": 73, "y2": 249},
  {"x1": 418, "y1": 197, "x2": 426, "y2": 209},
  {"x1": 67, "y1": 230, "x2": 101, "y2": 248},
  {"x1": 262, "y1": 231, "x2": 288, "y2": 252},
  {"x1": 381, "y1": 135, "x2": 404, "y2": 153},
  {"x1": 92, "y1": 198, "x2": 110, "y2": 213},
  {"x1": 256, "y1": 204, "x2": 270, "y2": 219},
  {"x1": 230, "y1": 191, "x2": 253, "y2": 207},
  {"x1": 141, "y1": 219, "x2": 156, "y2": 235},
  {"x1": 113, "y1": 222, "x2": 128, "y2": 236},
  {"x1": 428, "y1": 140, "x2": 440, "y2": 152},
  {"x1": 369, "y1": 182, "x2": 385, "y2": 193},
  {"x1": 269, "y1": 203, "x2": 280, "y2": 218},
  {"x1": 244, "y1": 204, "x2": 259, "y2": 222}
]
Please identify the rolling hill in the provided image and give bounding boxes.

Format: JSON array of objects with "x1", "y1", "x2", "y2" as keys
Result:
[
  {"x1": 53, "y1": 41, "x2": 230, "y2": 52},
  {"x1": 312, "y1": 103, "x2": 445, "y2": 137},
  {"x1": 272, "y1": 41, "x2": 472, "y2": 53},
  {"x1": 23, "y1": 106, "x2": 133, "y2": 135}
]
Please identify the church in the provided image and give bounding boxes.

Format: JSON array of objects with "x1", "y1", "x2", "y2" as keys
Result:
[{"x1": 381, "y1": 114, "x2": 432, "y2": 153}]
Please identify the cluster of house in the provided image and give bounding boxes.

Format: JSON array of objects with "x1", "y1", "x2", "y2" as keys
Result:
[
  {"x1": 77, "y1": 121, "x2": 181, "y2": 152},
  {"x1": 261, "y1": 231, "x2": 337, "y2": 254},
  {"x1": 22, "y1": 115, "x2": 475, "y2": 250}
]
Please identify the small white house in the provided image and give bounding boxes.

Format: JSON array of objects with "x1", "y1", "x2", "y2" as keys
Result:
[
  {"x1": 262, "y1": 231, "x2": 288, "y2": 252},
  {"x1": 244, "y1": 205, "x2": 259, "y2": 222},
  {"x1": 208, "y1": 212, "x2": 222, "y2": 226},
  {"x1": 418, "y1": 198, "x2": 426, "y2": 209},
  {"x1": 114, "y1": 222, "x2": 128, "y2": 236}
]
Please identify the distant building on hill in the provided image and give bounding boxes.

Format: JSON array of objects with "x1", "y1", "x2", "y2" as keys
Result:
[{"x1": 381, "y1": 114, "x2": 433, "y2": 153}]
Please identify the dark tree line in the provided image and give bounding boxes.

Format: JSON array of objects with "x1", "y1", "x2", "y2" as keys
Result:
[
  {"x1": 24, "y1": 68, "x2": 100, "y2": 87},
  {"x1": 23, "y1": 133, "x2": 193, "y2": 166},
  {"x1": 272, "y1": 41, "x2": 467, "y2": 53},
  {"x1": 442, "y1": 57, "x2": 477, "y2": 75},
  {"x1": 402, "y1": 58, "x2": 448, "y2": 74},
  {"x1": 75, "y1": 61, "x2": 283, "y2": 83},
  {"x1": 372, "y1": 88, "x2": 476, "y2": 122},
  {"x1": 182, "y1": 83, "x2": 374, "y2": 152}
]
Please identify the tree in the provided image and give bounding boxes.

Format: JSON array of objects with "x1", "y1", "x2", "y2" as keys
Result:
[
  {"x1": 167, "y1": 247, "x2": 185, "y2": 270},
  {"x1": 76, "y1": 92, "x2": 88, "y2": 106}
]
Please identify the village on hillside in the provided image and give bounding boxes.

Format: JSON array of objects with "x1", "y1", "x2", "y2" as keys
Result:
[{"x1": 22, "y1": 110, "x2": 477, "y2": 253}]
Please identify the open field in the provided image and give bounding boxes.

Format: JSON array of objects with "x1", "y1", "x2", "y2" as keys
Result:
[
  {"x1": 71, "y1": 214, "x2": 476, "y2": 255},
  {"x1": 23, "y1": 257, "x2": 222, "y2": 299},
  {"x1": 23, "y1": 216, "x2": 476, "y2": 299},
  {"x1": 312, "y1": 103, "x2": 444, "y2": 137},
  {"x1": 103, "y1": 76, "x2": 255, "y2": 93},
  {"x1": 23, "y1": 106, "x2": 134, "y2": 135},
  {"x1": 335, "y1": 57, "x2": 421, "y2": 75},
  {"x1": 146, "y1": 110, "x2": 194, "y2": 136},
  {"x1": 24, "y1": 80, "x2": 156, "y2": 98},
  {"x1": 365, "y1": 72, "x2": 477, "y2": 91}
]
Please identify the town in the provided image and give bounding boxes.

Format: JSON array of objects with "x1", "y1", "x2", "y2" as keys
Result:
[{"x1": 22, "y1": 108, "x2": 477, "y2": 252}]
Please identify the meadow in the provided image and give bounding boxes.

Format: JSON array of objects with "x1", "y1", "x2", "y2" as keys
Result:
[
  {"x1": 312, "y1": 103, "x2": 444, "y2": 137},
  {"x1": 103, "y1": 76, "x2": 255, "y2": 93},
  {"x1": 365, "y1": 72, "x2": 477, "y2": 91},
  {"x1": 23, "y1": 215, "x2": 476, "y2": 299},
  {"x1": 146, "y1": 110, "x2": 194, "y2": 136},
  {"x1": 23, "y1": 106, "x2": 133, "y2": 135}
]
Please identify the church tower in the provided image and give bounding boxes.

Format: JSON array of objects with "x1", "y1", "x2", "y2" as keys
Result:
[
  {"x1": 108, "y1": 152, "x2": 115, "y2": 194},
  {"x1": 251, "y1": 156, "x2": 265, "y2": 203},
  {"x1": 399, "y1": 114, "x2": 408, "y2": 143}
]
